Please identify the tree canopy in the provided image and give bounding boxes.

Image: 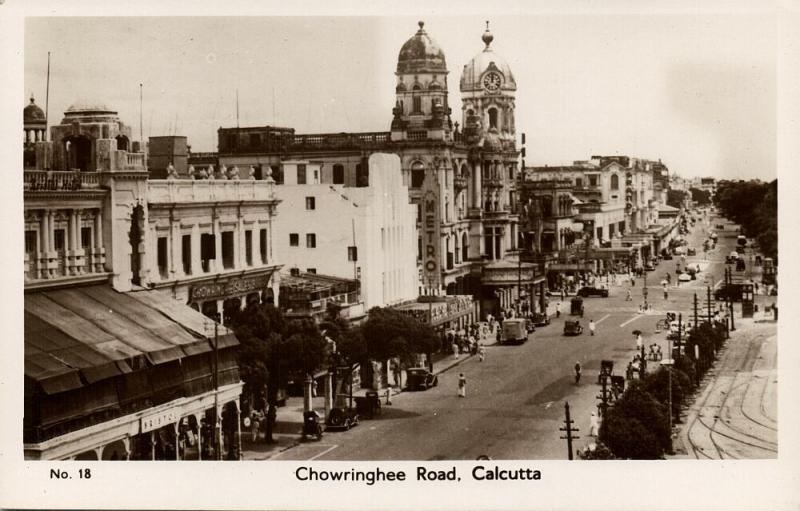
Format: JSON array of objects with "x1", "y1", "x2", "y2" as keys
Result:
[
  {"x1": 666, "y1": 189, "x2": 687, "y2": 209},
  {"x1": 714, "y1": 179, "x2": 777, "y2": 262},
  {"x1": 361, "y1": 306, "x2": 439, "y2": 365},
  {"x1": 689, "y1": 187, "x2": 711, "y2": 206}
]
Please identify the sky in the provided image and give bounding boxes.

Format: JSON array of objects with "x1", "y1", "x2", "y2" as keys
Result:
[{"x1": 24, "y1": 14, "x2": 776, "y2": 180}]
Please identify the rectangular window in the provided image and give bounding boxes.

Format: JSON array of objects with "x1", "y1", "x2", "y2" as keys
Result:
[
  {"x1": 25, "y1": 230, "x2": 37, "y2": 254},
  {"x1": 157, "y1": 237, "x2": 168, "y2": 277},
  {"x1": 221, "y1": 231, "x2": 234, "y2": 269},
  {"x1": 313, "y1": 169, "x2": 319, "y2": 183},
  {"x1": 182, "y1": 234, "x2": 192, "y2": 275},
  {"x1": 418, "y1": 236, "x2": 422, "y2": 261},
  {"x1": 245, "y1": 230, "x2": 253, "y2": 266},
  {"x1": 260, "y1": 229, "x2": 268, "y2": 262},
  {"x1": 289, "y1": 233, "x2": 299, "y2": 247},
  {"x1": 80, "y1": 227, "x2": 92, "y2": 249},
  {"x1": 589, "y1": 175, "x2": 598, "y2": 187},
  {"x1": 307, "y1": 268, "x2": 317, "y2": 274},
  {"x1": 297, "y1": 164, "x2": 307, "y2": 185},
  {"x1": 416, "y1": 203, "x2": 422, "y2": 223},
  {"x1": 575, "y1": 178, "x2": 583, "y2": 188},
  {"x1": 333, "y1": 164, "x2": 345, "y2": 184},
  {"x1": 305, "y1": 197, "x2": 316, "y2": 210},
  {"x1": 54, "y1": 229, "x2": 66, "y2": 252},
  {"x1": 306, "y1": 233, "x2": 316, "y2": 248},
  {"x1": 200, "y1": 233, "x2": 215, "y2": 272},
  {"x1": 348, "y1": 246, "x2": 358, "y2": 261}
]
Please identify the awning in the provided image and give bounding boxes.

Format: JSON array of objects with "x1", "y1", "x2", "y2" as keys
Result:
[{"x1": 25, "y1": 284, "x2": 238, "y2": 392}]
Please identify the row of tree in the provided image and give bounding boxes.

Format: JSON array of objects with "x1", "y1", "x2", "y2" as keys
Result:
[
  {"x1": 228, "y1": 301, "x2": 438, "y2": 441},
  {"x1": 589, "y1": 322, "x2": 728, "y2": 459},
  {"x1": 713, "y1": 179, "x2": 778, "y2": 262}
]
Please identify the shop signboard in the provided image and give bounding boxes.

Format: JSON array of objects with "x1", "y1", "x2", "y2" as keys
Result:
[
  {"x1": 421, "y1": 168, "x2": 441, "y2": 290},
  {"x1": 141, "y1": 409, "x2": 179, "y2": 433},
  {"x1": 190, "y1": 272, "x2": 272, "y2": 302}
]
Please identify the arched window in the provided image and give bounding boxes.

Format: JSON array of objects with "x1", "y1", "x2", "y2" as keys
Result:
[
  {"x1": 488, "y1": 107, "x2": 498, "y2": 129},
  {"x1": 413, "y1": 95, "x2": 422, "y2": 113},
  {"x1": 541, "y1": 196, "x2": 553, "y2": 217},
  {"x1": 115, "y1": 135, "x2": 129, "y2": 152},
  {"x1": 610, "y1": 174, "x2": 619, "y2": 190},
  {"x1": 411, "y1": 161, "x2": 425, "y2": 188}
]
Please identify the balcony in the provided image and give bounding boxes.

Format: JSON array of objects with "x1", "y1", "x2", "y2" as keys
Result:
[
  {"x1": 148, "y1": 179, "x2": 277, "y2": 204},
  {"x1": 291, "y1": 131, "x2": 389, "y2": 151},
  {"x1": 453, "y1": 176, "x2": 468, "y2": 190},
  {"x1": 577, "y1": 202, "x2": 602, "y2": 213},
  {"x1": 24, "y1": 170, "x2": 101, "y2": 191},
  {"x1": 484, "y1": 177, "x2": 503, "y2": 188},
  {"x1": 126, "y1": 152, "x2": 145, "y2": 169}
]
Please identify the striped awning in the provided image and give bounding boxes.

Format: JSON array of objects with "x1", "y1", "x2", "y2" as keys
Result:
[{"x1": 25, "y1": 285, "x2": 236, "y2": 394}]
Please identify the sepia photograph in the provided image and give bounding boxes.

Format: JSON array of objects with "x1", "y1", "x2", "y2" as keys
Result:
[{"x1": 2, "y1": 1, "x2": 798, "y2": 509}]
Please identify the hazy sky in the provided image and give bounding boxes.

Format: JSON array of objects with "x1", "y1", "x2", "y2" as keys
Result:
[{"x1": 24, "y1": 14, "x2": 776, "y2": 180}]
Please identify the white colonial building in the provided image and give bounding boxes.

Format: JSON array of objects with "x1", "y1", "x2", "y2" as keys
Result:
[{"x1": 275, "y1": 153, "x2": 418, "y2": 310}]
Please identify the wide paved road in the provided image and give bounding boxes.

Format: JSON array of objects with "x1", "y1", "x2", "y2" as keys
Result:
[{"x1": 274, "y1": 211, "x2": 752, "y2": 461}]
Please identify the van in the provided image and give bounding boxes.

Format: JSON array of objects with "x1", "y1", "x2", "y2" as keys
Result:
[{"x1": 501, "y1": 318, "x2": 528, "y2": 345}]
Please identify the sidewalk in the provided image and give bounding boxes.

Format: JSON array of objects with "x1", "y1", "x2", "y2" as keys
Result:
[{"x1": 241, "y1": 328, "x2": 501, "y2": 460}]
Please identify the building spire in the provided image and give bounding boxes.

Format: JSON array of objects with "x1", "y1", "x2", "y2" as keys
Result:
[{"x1": 482, "y1": 20, "x2": 494, "y2": 49}]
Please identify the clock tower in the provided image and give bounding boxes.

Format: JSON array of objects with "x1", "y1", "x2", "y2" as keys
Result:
[{"x1": 460, "y1": 22, "x2": 517, "y2": 149}]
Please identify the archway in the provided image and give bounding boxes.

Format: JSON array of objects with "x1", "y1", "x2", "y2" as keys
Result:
[
  {"x1": 65, "y1": 136, "x2": 92, "y2": 172},
  {"x1": 410, "y1": 161, "x2": 425, "y2": 188},
  {"x1": 115, "y1": 135, "x2": 129, "y2": 152},
  {"x1": 102, "y1": 440, "x2": 127, "y2": 460},
  {"x1": 74, "y1": 449, "x2": 98, "y2": 461}
]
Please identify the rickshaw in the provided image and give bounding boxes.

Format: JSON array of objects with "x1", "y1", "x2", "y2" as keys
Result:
[
  {"x1": 570, "y1": 297, "x2": 584, "y2": 316},
  {"x1": 598, "y1": 360, "x2": 614, "y2": 384},
  {"x1": 563, "y1": 320, "x2": 583, "y2": 336}
]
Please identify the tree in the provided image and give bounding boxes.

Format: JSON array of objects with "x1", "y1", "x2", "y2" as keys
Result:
[
  {"x1": 666, "y1": 189, "x2": 687, "y2": 209},
  {"x1": 599, "y1": 382, "x2": 670, "y2": 459},
  {"x1": 361, "y1": 306, "x2": 436, "y2": 365},
  {"x1": 689, "y1": 187, "x2": 711, "y2": 206},
  {"x1": 641, "y1": 367, "x2": 692, "y2": 424}
]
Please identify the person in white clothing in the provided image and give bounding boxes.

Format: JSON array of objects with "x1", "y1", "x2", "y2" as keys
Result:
[
  {"x1": 458, "y1": 373, "x2": 467, "y2": 397},
  {"x1": 589, "y1": 319, "x2": 596, "y2": 336}
]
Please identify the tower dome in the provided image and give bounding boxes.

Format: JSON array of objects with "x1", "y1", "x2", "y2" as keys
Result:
[
  {"x1": 396, "y1": 21, "x2": 447, "y2": 74},
  {"x1": 24, "y1": 96, "x2": 46, "y2": 124},
  {"x1": 460, "y1": 22, "x2": 516, "y2": 92}
]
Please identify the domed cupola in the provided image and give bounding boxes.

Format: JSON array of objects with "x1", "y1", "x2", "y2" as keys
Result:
[
  {"x1": 396, "y1": 21, "x2": 447, "y2": 74},
  {"x1": 460, "y1": 22, "x2": 517, "y2": 93},
  {"x1": 24, "y1": 96, "x2": 46, "y2": 124}
]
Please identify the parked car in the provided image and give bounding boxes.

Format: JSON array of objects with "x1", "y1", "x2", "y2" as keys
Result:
[
  {"x1": 563, "y1": 320, "x2": 584, "y2": 336},
  {"x1": 687, "y1": 248, "x2": 696, "y2": 256},
  {"x1": 570, "y1": 297, "x2": 585, "y2": 316},
  {"x1": 644, "y1": 263, "x2": 655, "y2": 271},
  {"x1": 662, "y1": 253, "x2": 673, "y2": 260},
  {"x1": 577, "y1": 286, "x2": 609, "y2": 298},
  {"x1": 405, "y1": 367, "x2": 438, "y2": 391},
  {"x1": 326, "y1": 404, "x2": 359, "y2": 431},
  {"x1": 678, "y1": 272, "x2": 692, "y2": 283},
  {"x1": 501, "y1": 318, "x2": 529, "y2": 344},
  {"x1": 529, "y1": 311, "x2": 550, "y2": 326}
]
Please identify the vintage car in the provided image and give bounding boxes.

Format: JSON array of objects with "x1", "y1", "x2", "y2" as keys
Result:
[
  {"x1": 577, "y1": 286, "x2": 609, "y2": 298},
  {"x1": 687, "y1": 248, "x2": 697, "y2": 256},
  {"x1": 405, "y1": 367, "x2": 438, "y2": 391},
  {"x1": 501, "y1": 318, "x2": 529, "y2": 344},
  {"x1": 326, "y1": 403, "x2": 359, "y2": 431},
  {"x1": 570, "y1": 297, "x2": 585, "y2": 316},
  {"x1": 530, "y1": 311, "x2": 550, "y2": 326},
  {"x1": 563, "y1": 320, "x2": 584, "y2": 336}
]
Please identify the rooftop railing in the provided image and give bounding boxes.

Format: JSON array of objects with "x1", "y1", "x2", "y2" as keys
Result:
[{"x1": 24, "y1": 170, "x2": 101, "y2": 191}]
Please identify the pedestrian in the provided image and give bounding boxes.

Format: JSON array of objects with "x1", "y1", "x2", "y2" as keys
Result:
[
  {"x1": 311, "y1": 379, "x2": 318, "y2": 398},
  {"x1": 664, "y1": 289, "x2": 669, "y2": 300},
  {"x1": 556, "y1": 301, "x2": 562, "y2": 318},
  {"x1": 589, "y1": 411, "x2": 599, "y2": 437},
  {"x1": 452, "y1": 340, "x2": 459, "y2": 359},
  {"x1": 574, "y1": 361, "x2": 582, "y2": 384},
  {"x1": 636, "y1": 333, "x2": 643, "y2": 351},
  {"x1": 626, "y1": 289, "x2": 632, "y2": 301},
  {"x1": 458, "y1": 373, "x2": 467, "y2": 397},
  {"x1": 478, "y1": 344, "x2": 486, "y2": 362},
  {"x1": 495, "y1": 329, "x2": 502, "y2": 345},
  {"x1": 589, "y1": 319, "x2": 596, "y2": 336}
]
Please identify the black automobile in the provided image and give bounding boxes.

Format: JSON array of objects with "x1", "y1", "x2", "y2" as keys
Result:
[
  {"x1": 687, "y1": 248, "x2": 697, "y2": 256},
  {"x1": 577, "y1": 286, "x2": 609, "y2": 298},
  {"x1": 564, "y1": 320, "x2": 584, "y2": 336},
  {"x1": 326, "y1": 404, "x2": 359, "y2": 431},
  {"x1": 644, "y1": 263, "x2": 655, "y2": 271},
  {"x1": 530, "y1": 311, "x2": 550, "y2": 326},
  {"x1": 714, "y1": 284, "x2": 743, "y2": 302},
  {"x1": 405, "y1": 367, "x2": 438, "y2": 391},
  {"x1": 662, "y1": 253, "x2": 673, "y2": 260}
]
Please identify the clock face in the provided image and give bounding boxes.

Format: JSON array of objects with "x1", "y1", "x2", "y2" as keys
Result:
[{"x1": 483, "y1": 72, "x2": 502, "y2": 92}]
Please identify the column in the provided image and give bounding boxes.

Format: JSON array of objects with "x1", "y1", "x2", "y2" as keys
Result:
[
  {"x1": 236, "y1": 211, "x2": 245, "y2": 269},
  {"x1": 195, "y1": 412, "x2": 203, "y2": 461},
  {"x1": 174, "y1": 422, "x2": 180, "y2": 460},
  {"x1": 236, "y1": 398, "x2": 242, "y2": 460},
  {"x1": 75, "y1": 209, "x2": 84, "y2": 274},
  {"x1": 171, "y1": 216, "x2": 182, "y2": 278},
  {"x1": 214, "y1": 217, "x2": 222, "y2": 273},
  {"x1": 94, "y1": 208, "x2": 104, "y2": 272},
  {"x1": 68, "y1": 210, "x2": 78, "y2": 275},
  {"x1": 192, "y1": 225, "x2": 202, "y2": 275},
  {"x1": 39, "y1": 210, "x2": 49, "y2": 279},
  {"x1": 472, "y1": 160, "x2": 481, "y2": 208}
]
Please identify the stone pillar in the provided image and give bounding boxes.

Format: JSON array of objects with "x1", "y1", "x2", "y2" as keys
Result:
[
  {"x1": 236, "y1": 210, "x2": 245, "y2": 269},
  {"x1": 75, "y1": 209, "x2": 84, "y2": 274},
  {"x1": 194, "y1": 412, "x2": 203, "y2": 461},
  {"x1": 213, "y1": 217, "x2": 222, "y2": 273},
  {"x1": 472, "y1": 160, "x2": 481, "y2": 208},
  {"x1": 94, "y1": 208, "x2": 104, "y2": 272},
  {"x1": 174, "y1": 422, "x2": 180, "y2": 461},
  {"x1": 236, "y1": 398, "x2": 242, "y2": 460},
  {"x1": 171, "y1": 215, "x2": 182, "y2": 278}
]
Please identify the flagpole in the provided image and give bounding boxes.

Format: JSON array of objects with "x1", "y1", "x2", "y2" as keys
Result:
[{"x1": 45, "y1": 52, "x2": 50, "y2": 142}]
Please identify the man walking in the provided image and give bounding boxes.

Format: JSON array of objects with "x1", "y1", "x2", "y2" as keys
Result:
[
  {"x1": 574, "y1": 361, "x2": 582, "y2": 384},
  {"x1": 457, "y1": 373, "x2": 467, "y2": 397},
  {"x1": 589, "y1": 319, "x2": 596, "y2": 336},
  {"x1": 478, "y1": 344, "x2": 486, "y2": 362}
]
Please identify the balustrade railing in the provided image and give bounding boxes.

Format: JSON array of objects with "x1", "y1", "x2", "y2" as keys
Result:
[{"x1": 24, "y1": 170, "x2": 101, "y2": 191}]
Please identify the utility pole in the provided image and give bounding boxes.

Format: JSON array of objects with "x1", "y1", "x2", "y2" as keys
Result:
[
  {"x1": 559, "y1": 402, "x2": 579, "y2": 460},
  {"x1": 45, "y1": 52, "x2": 50, "y2": 141},
  {"x1": 693, "y1": 293, "x2": 699, "y2": 329},
  {"x1": 727, "y1": 267, "x2": 736, "y2": 332},
  {"x1": 706, "y1": 286, "x2": 712, "y2": 324}
]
